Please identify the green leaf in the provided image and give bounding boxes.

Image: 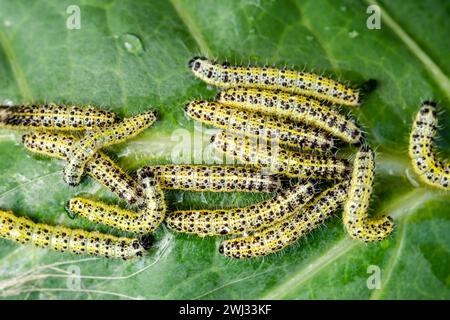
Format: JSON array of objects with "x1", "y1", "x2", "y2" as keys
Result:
[{"x1": 0, "y1": 0, "x2": 449, "y2": 299}]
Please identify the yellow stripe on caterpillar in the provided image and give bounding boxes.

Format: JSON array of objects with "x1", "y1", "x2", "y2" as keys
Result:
[
  {"x1": 137, "y1": 164, "x2": 281, "y2": 192},
  {"x1": 188, "y1": 57, "x2": 360, "y2": 107},
  {"x1": 67, "y1": 176, "x2": 166, "y2": 234},
  {"x1": 166, "y1": 182, "x2": 315, "y2": 236},
  {"x1": 218, "y1": 87, "x2": 362, "y2": 144},
  {"x1": 0, "y1": 104, "x2": 120, "y2": 131},
  {"x1": 211, "y1": 131, "x2": 350, "y2": 180},
  {"x1": 219, "y1": 182, "x2": 349, "y2": 259},
  {"x1": 22, "y1": 132, "x2": 145, "y2": 206},
  {"x1": 409, "y1": 101, "x2": 449, "y2": 190},
  {"x1": 343, "y1": 147, "x2": 394, "y2": 242},
  {"x1": 64, "y1": 111, "x2": 157, "y2": 186},
  {"x1": 185, "y1": 101, "x2": 334, "y2": 151},
  {"x1": 0, "y1": 209, "x2": 150, "y2": 259}
]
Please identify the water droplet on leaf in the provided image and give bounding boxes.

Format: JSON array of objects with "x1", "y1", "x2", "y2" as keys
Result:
[
  {"x1": 348, "y1": 30, "x2": 359, "y2": 38},
  {"x1": 120, "y1": 33, "x2": 144, "y2": 56}
]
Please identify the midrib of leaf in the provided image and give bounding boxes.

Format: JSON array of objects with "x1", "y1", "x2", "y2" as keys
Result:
[
  {"x1": 0, "y1": 29, "x2": 33, "y2": 102},
  {"x1": 370, "y1": 219, "x2": 407, "y2": 300},
  {"x1": 261, "y1": 238, "x2": 357, "y2": 299},
  {"x1": 261, "y1": 188, "x2": 436, "y2": 299},
  {"x1": 168, "y1": 0, "x2": 213, "y2": 56},
  {"x1": 365, "y1": 0, "x2": 450, "y2": 101}
]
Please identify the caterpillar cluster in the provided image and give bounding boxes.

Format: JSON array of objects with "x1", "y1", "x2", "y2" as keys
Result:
[
  {"x1": 4, "y1": 56, "x2": 444, "y2": 261},
  {"x1": 164, "y1": 56, "x2": 398, "y2": 259},
  {"x1": 409, "y1": 101, "x2": 449, "y2": 190},
  {"x1": 0, "y1": 104, "x2": 119, "y2": 131},
  {"x1": 0, "y1": 105, "x2": 162, "y2": 259},
  {"x1": 137, "y1": 165, "x2": 281, "y2": 192}
]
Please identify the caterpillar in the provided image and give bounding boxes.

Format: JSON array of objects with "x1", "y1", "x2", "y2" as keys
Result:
[
  {"x1": 64, "y1": 111, "x2": 157, "y2": 186},
  {"x1": 217, "y1": 87, "x2": 362, "y2": 144},
  {"x1": 137, "y1": 165, "x2": 281, "y2": 192},
  {"x1": 22, "y1": 132, "x2": 145, "y2": 206},
  {"x1": 343, "y1": 147, "x2": 394, "y2": 242},
  {"x1": 166, "y1": 182, "x2": 315, "y2": 236},
  {"x1": 188, "y1": 57, "x2": 360, "y2": 107},
  {"x1": 211, "y1": 131, "x2": 350, "y2": 180},
  {"x1": 0, "y1": 104, "x2": 120, "y2": 131},
  {"x1": 219, "y1": 182, "x2": 349, "y2": 259},
  {"x1": 0, "y1": 209, "x2": 150, "y2": 259},
  {"x1": 67, "y1": 175, "x2": 166, "y2": 234},
  {"x1": 185, "y1": 101, "x2": 334, "y2": 151},
  {"x1": 409, "y1": 101, "x2": 449, "y2": 190}
]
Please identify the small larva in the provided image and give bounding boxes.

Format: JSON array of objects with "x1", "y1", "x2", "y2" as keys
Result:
[
  {"x1": 64, "y1": 111, "x2": 157, "y2": 186},
  {"x1": 0, "y1": 209, "x2": 151, "y2": 259},
  {"x1": 0, "y1": 104, "x2": 120, "y2": 131},
  {"x1": 211, "y1": 131, "x2": 350, "y2": 180},
  {"x1": 219, "y1": 182, "x2": 349, "y2": 259},
  {"x1": 343, "y1": 147, "x2": 394, "y2": 242},
  {"x1": 67, "y1": 175, "x2": 166, "y2": 234},
  {"x1": 137, "y1": 165, "x2": 281, "y2": 192},
  {"x1": 217, "y1": 87, "x2": 362, "y2": 144},
  {"x1": 185, "y1": 101, "x2": 334, "y2": 151},
  {"x1": 22, "y1": 132, "x2": 145, "y2": 206},
  {"x1": 188, "y1": 57, "x2": 360, "y2": 107},
  {"x1": 166, "y1": 182, "x2": 315, "y2": 236},
  {"x1": 409, "y1": 101, "x2": 449, "y2": 190}
]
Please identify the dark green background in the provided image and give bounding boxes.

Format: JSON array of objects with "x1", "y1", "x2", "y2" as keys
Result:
[{"x1": 0, "y1": 0, "x2": 449, "y2": 299}]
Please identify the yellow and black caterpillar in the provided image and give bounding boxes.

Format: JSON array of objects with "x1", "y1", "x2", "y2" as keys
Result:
[
  {"x1": 0, "y1": 209, "x2": 150, "y2": 259},
  {"x1": 0, "y1": 104, "x2": 119, "y2": 131}
]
